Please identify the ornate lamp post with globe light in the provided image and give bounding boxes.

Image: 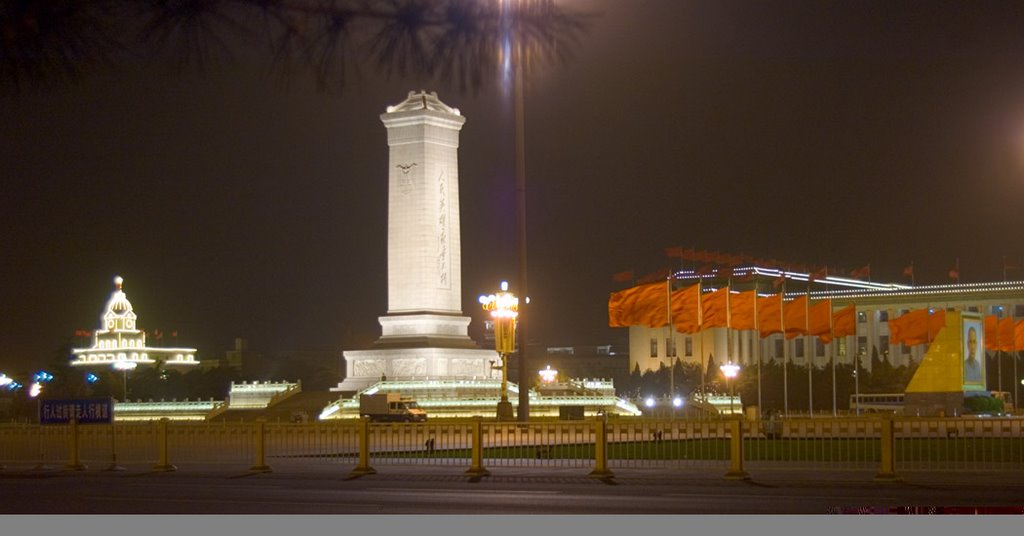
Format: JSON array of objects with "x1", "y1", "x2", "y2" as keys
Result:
[
  {"x1": 720, "y1": 362, "x2": 740, "y2": 416},
  {"x1": 480, "y1": 281, "x2": 519, "y2": 421}
]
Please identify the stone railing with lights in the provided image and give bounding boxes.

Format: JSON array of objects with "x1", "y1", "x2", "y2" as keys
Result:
[
  {"x1": 114, "y1": 398, "x2": 222, "y2": 421},
  {"x1": 228, "y1": 380, "x2": 299, "y2": 409},
  {"x1": 318, "y1": 378, "x2": 642, "y2": 420}
]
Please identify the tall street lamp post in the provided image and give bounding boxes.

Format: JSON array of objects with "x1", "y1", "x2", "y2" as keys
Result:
[
  {"x1": 113, "y1": 361, "x2": 137, "y2": 402},
  {"x1": 480, "y1": 281, "x2": 519, "y2": 421},
  {"x1": 720, "y1": 362, "x2": 740, "y2": 416}
]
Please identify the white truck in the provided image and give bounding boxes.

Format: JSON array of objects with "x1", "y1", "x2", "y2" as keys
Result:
[{"x1": 359, "y1": 393, "x2": 427, "y2": 423}]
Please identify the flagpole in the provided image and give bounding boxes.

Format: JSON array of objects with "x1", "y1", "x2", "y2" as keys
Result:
[
  {"x1": 830, "y1": 299, "x2": 836, "y2": 417},
  {"x1": 698, "y1": 277, "x2": 705, "y2": 412},
  {"x1": 782, "y1": 282, "x2": 788, "y2": 417},
  {"x1": 726, "y1": 281, "x2": 733, "y2": 414},
  {"x1": 754, "y1": 279, "x2": 762, "y2": 419},
  {"x1": 666, "y1": 275, "x2": 674, "y2": 404},
  {"x1": 806, "y1": 285, "x2": 813, "y2": 418}
]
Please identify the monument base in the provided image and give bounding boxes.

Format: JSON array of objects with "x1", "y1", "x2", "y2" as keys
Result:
[{"x1": 333, "y1": 346, "x2": 498, "y2": 393}]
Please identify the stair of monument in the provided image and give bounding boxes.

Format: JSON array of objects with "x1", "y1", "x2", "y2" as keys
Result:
[{"x1": 255, "y1": 391, "x2": 343, "y2": 423}]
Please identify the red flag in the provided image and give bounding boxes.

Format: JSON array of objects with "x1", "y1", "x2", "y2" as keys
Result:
[
  {"x1": 608, "y1": 281, "x2": 669, "y2": 328},
  {"x1": 154, "y1": 329, "x2": 163, "y2": 340},
  {"x1": 998, "y1": 317, "x2": 1015, "y2": 352},
  {"x1": 664, "y1": 246, "x2": 685, "y2": 258},
  {"x1": 807, "y1": 299, "x2": 833, "y2": 338},
  {"x1": 809, "y1": 267, "x2": 828, "y2": 282},
  {"x1": 984, "y1": 315, "x2": 998, "y2": 350},
  {"x1": 849, "y1": 265, "x2": 870, "y2": 280},
  {"x1": 671, "y1": 283, "x2": 701, "y2": 334},
  {"x1": 718, "y1": 265, "x2": 734, "y2": 280},
  {"x1": 611, "y1": 270, "x2": 634, "y2": 283},
  {"x1": 772, "y1": 273, "x2": 786, "y2": 289},
  {"x1": 831, "y1": 305, "x2": 856, "y2": 341},
  {"x1": 171, "y1": 331, "x2": 178, "y2": 338},
  {"x1": 638, "y1": 268, "x2": 670, "y2": 284},
  {"x1": 902, "y1": 264, "x2": 914, "y2": 278},
  {"x1": 695, "y1": 265, "x2": 713, "y2": 277},
  {"x1": 947, "y1": 267, "x2": 960, "y2": 281},
  {"x1": 701, "y1": 287, "x2": 730, "y2": 328},
  {"x1": 1015, "y1": 319, "x2": 1024, "y2": 351},
  {"x1": 757, "y1": 294, "x2": 783, "y2": 337},
  {"x1": 783, "y1": 295, "x2": 808, "y2": 339},
  {"x1": 730, "y1": 290, "x2": 757, "y2": 331},
  {"x1": 889, "y1": 309, "x2": 929, "y2": 346}
]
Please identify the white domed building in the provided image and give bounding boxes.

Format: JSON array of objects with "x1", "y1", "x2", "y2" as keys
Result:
[{"x1": 70, "y1": 276, "x2": 200, "y2": 368}]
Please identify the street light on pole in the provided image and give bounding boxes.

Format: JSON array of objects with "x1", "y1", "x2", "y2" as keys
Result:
[
  {"x1": 112, "y1": 361, "x2": 137, "y2": 402},
  {"x1": 720, "y1": 362, "x2": 740, "y2": 416},
  {"x1": 480, "y1": 281, "x2": 519, "y2": 421}
]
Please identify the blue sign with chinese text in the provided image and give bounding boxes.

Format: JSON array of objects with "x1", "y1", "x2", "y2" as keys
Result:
[{"x1": 39, "y1": 398, "x2": 114, "y2": 424}]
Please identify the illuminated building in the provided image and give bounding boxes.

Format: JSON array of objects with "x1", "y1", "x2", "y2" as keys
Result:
[
  {"x1": 70, "y1": 276, "x2": 199, "y2": 368},
  {"x1": 627, "y1": 266, "x2": 1024, "y2": 375}
]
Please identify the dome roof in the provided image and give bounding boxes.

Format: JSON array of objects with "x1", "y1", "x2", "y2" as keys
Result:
[{"x1": 104, "y1": 276, "x2": 134, "y2": 316}]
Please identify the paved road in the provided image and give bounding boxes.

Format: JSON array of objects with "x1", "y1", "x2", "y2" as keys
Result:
[{"x1": 2, "y1": 464, "x2": 1023, "y2": 515}]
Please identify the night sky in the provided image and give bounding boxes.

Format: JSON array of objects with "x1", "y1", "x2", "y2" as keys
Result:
[{"x1": 3, "y1": 1, "x2": 1024, "y2": 372}]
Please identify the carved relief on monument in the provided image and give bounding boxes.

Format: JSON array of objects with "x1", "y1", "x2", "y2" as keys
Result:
[
  {"x1": 437, "y1": 169, "x2": 451, "y2": 289},
  {"x1": 450, "y1": 358, "x2": 484, "y2": 377},
  {"x1": 393, "y1": 358, "x2": 426, "y2": 377},
  {"x1": 396, "y1": 162, "x2": 417, "y2": 195},
  {"x1": 354, "y1": 359, "x2": 386, "y2": 378}
]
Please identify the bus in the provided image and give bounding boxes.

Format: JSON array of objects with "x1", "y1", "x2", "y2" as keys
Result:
[{"x1": 849, "y1": 393, "x2": 904, "y2": 414}]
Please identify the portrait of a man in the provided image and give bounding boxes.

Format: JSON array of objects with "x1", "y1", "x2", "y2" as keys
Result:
[{"x1": 963, "y1": 324, "x2": 984, "y2": 386}]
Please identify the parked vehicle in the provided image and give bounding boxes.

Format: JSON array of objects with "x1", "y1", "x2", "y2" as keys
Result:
[{"x1": 359, "y1": 393, "x2": 427, "y2": 422}]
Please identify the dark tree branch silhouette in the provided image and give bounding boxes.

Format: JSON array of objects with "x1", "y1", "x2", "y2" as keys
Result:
[{"x1": 1, "y1": 0, "x2": 593, "y2": 94}]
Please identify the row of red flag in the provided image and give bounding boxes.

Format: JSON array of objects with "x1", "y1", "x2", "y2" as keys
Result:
[
  {"x1": 607, "y1": 281, "x2": 855, "y2": 343},
  {"x1": 874, "y1": 310, "x2": 1024, "y2": 351},
  {"x1": 610, "y1": 282, "x2": 1024, "y2": 351}
]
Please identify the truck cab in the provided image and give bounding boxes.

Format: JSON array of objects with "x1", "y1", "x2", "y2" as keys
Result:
[{"x1": 359, "y1": 393, "x2": 427, "y2": 422}]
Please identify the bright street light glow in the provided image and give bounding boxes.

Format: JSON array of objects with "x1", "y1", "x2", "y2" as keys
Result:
[
  {"x1": 645, "y1": 397, "x2": 656, "y2": 408},
  {"x1": 720, "y1": 362, "x2": 740, "y2": 379},
  {"x1": 672, "y1": 397, "x2": 683, "y2": 408}
]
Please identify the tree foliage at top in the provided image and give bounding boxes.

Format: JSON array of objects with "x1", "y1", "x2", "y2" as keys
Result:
[{"x1": 0, "y1": 0, "x2": 593, "y2": 94}]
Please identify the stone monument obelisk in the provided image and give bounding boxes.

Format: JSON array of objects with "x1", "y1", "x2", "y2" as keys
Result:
[{"x1": 334, "y1": 91, "x2": 497, "y2": 393}]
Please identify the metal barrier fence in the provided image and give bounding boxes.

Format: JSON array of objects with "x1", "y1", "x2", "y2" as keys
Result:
[{"x1": 1, "y1": 416, "x2": 1021, "y2": 478}]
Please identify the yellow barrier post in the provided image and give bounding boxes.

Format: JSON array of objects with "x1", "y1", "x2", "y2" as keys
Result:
[
  {"x1": 65, "y1": 417, "x2": 86, "y2": 471},
  {"x1": 465, "y1": 416, "x2": 490, "y2": 478},
  {"x1": 104, "y1": 422, "x2": 125, "y2": 472},
  {"x1": 153, "y1": 418, "x2": 177, "y2": 472},
  {"x1": 724, "y1": 418, "x2": 749, "y2": 480},
  {"x1": 349, "y1": 417, "x2": 377, "y2": 477},
  {"x1": 249, "y1": 420, "x2": 272, "y2": 473},
  {"x1": 875, "y1": 417, "x2": 900, "y2": 481},
  {"x1": 588, "y1": 414, "x2": 614, "y2": 479}
]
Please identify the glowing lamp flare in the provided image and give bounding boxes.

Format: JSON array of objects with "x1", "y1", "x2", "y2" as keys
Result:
[
  {"x1": 538, "y1": 365, "x2": 558, "y2": 383},
  {"x1": 720, "y1": 362, "x2": 740, "y2": 379}
]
